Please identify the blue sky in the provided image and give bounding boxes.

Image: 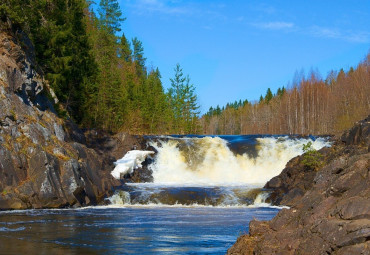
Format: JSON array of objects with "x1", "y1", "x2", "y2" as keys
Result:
[{"x1": 117, "y1": 0, "x2": 370, "y2": 113}]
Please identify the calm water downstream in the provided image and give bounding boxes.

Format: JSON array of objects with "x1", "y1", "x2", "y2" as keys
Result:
[{"x1": 0, "y1": 206, "x2": 279, "y2": 254}]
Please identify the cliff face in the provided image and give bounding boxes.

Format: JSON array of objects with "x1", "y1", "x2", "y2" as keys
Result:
[
  {"x1": 0, "y1": 25, "x2": 144, "y2": 209},
  {"x1": 228, "y1": 116, "x2": 370, "y2": 255}
]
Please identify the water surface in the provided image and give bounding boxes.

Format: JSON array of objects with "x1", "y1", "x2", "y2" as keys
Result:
[{"x1": 0, "y1": 206, "x2": 279, "y2": 254}]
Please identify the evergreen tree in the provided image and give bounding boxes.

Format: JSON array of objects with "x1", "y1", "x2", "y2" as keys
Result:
[
  {"x1": 216, "y1": 105, "x2": 221, "y2": 115},
  {"x1": 0, "y1": 0, "x2": 29, "y2": 29},
  {"x1": 168, "y1": 63, "x2": 186, "y2": 132},
  {"x1": 277, "y1": 86, "x2": 286, "y2": 97},
  {"x1": 15, "y1": 0, "x2": 97, "y2": 122},
  {"x1": 183, "y1": 75, "x2": 200, "y2": 133},
  {"x1": 98, "y1": 0, "x2": 125, "y2": 34},
  {"x1": 86, "y1": 0, "x2": 128, "y2": 130},
  {"x1": 1, "y1": 0, "x2": 193, "y2": 134},
  {"x1": 259, "y1": 95, "x2": 264, "y2": 103},
  {"x1": 207, "y1": 107, "x2": 214, "y2": 116},
  {"x1": 119, "y1": 33, "x2": 132, "y2": 62},
  {"x1": 132, "y1": 37, "x2": 147, "y2": 77},
  {"x1": 168, "y1": 64, "x2": 200, "y2": 133},
  {"x1": 265, "y1": 88, "x2": 273, "y2": 103},
  {"x1": 141, "y1": 68, "x2": 172, "y2": 133}
]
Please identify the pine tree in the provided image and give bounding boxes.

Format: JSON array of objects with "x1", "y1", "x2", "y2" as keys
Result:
[
  {"x1": 2, "y1": 0, "x2": 192, "y2": 134},
  {"x1": 98, "y1": 0, "x2": 125, "y2": 34},
  {"x1": 259, "y1": 95, "x2": 264, "y2": 103},
  {"x1": 216, "y1": 105, "x2": 221, "y2": 115},
  {"x1": 265, "y1": 88, "x2": 273, "y2": 103},
  {"x1": 20, "y1": 0, "x2": 97, "y2": 122},
  {"x1": 183, "y1": 75, "x2": 200, "y2": 133},
  {"x1": 168, "y1": 64, "x2": 186, "y2": 132},
  {"x1": 141, "y1": 68, "x2": 172, "y2": 133},
  {"x1": 86, "y1": 0, "x2": 128, "y2": 130},
  {"x1": 276, "y1": 86, "x2": 286, "y2": 97},
  {"x1": 168, "y1": 64, "x2": 200, "y2": 133},
  {"x1": 0, "y1": 0, "x2": 29, "y2": 29},
  {"x1": 132, "y1": 37, "x2": 147, "y2": 77},
  {"x1": 119, "y1": 33, "x2": 132, "y2": 62}
]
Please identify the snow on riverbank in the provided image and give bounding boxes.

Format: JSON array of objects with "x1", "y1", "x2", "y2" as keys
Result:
[{"x1": 111, "y1": 150, "x2": 154, "y2": 179}]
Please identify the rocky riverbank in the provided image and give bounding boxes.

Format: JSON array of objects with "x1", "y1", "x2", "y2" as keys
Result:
[
  {"x1": 0, "y1": 24, "x2": 146, "y2": 209},
  {"x1": 228, "y1": 116, "x2": 370, "y2": 254}
]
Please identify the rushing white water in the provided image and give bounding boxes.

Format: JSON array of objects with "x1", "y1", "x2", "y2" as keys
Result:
[
  {"x1": 109, "y1": 190, "x2": 131, "y2": 205},
  {"x1": 106, "y1": 185, "x2": 289, "y2": 209},
  {"x1": 253, "y1": 191, "x2": 271, "y2": 207},
  {"x1": 149, "y1": 136, "x2": 330, "y2": 185},
  {"x1": 111, "y1": 150, "x2": 154, "y2": 179},
  {"x1": 108, "y1": 136, "x2": 330, "y2": 208}
]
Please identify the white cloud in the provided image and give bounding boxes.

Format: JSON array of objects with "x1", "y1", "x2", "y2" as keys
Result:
[
  {"x1": 124, "y1": 0, "x2": 229, "y2": 27},
  {"x1": 237, "y1": 16, "x2": 244, "y2": 22},
  {"x1": 125, "y1": 0, "x2": 192, "y2": 15},
  {"x1": 252, "y1": 3, "x2": 276, "y2": 15},
  {"x1": 346, "y1": 32, "x2": 370, "y2": 43},
  {"x1": 251, "y1": 21, "x2": 294, "y2": 30},
  {"x1": 309, "y1": 26, "x2": 370, "y2": 43},
  {"x1": 309, "y1": 26, "x2": 341, "y2": 38}
]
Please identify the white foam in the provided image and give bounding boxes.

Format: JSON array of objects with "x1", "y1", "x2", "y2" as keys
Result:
[
  {"x1": 111, "y1": 150, "x2": 154, "y2": 179},
  {"x1": 92, "y1": 201, "x2": 288, "y2": 209},
  {"x1": 252, "y1": 191, "x2": 271, "y2": 207},
  {"x1": 149, "y1": 136, "x2": 330, "y2": 185},
  {"x1": 0, "y1": 226, "x2": 26, "y2": 232},
  {"x1": 108, "y1": 191, "x2": 131, "y2": 205}
]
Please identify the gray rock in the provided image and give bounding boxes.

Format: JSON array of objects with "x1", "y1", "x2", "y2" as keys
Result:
[
  {"x1": 53, "y1": 122, "x2": 65, "y2": 141},
  {"x1": 0, "y1": 25, "x2": 142, "y2": 210},
  {"x1": 228, "y1": 116, "x2": 370, "y2": 255}
]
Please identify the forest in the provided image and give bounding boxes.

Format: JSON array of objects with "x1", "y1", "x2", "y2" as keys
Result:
[
  {"x1": 201, "y1": 59, "x2": 370, "y2": 135},
  {"x1": 1, "y1": 0, "x2": 369, "y2": 136},
  {"x1": 0, "y1": 0, "x2": 200, "y2": 134}
]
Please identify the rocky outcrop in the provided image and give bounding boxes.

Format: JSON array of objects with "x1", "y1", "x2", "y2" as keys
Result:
[
  {"x1": 265, "y1": 146, "x2": 331, "y2": 206},
  {"x1": 341, "y1": 115, "x2": 370, "y2": 148},
  {"x1": 0, "y1": 24, "x2": 144, "y2": 209},
  {"x1": 228, "y1": 116, "x2": 370, "y2": 255}
]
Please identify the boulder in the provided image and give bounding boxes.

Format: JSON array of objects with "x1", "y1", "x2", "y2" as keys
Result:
[{"x1": 341, "y1": 115, "x2": 370, "y2": 149}]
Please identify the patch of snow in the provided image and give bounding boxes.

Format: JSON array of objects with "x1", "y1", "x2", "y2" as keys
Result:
[{"x1": 111, "y1": 150, "x2": 154, "y2": 179}]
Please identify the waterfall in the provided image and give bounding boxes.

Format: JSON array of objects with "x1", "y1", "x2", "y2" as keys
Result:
[
  {"x1": 148, "y1": 136, "x2": 330, "y2": 185},
  {"x1": 109, "y1": 135, "x2": 331, "y2": 207}
]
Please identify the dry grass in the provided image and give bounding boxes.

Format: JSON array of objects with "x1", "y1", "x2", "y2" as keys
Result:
[
  {"x1": 24, "y1": 114, "x2": 37, "y2": 123},
  {"x1": 2, "y1": 134, "x2": 13, "y2": 150}
]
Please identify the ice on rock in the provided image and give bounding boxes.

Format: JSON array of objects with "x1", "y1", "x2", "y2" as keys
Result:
[{"x1": 111, "y1": 150, "x2": 154, "y2": 179}]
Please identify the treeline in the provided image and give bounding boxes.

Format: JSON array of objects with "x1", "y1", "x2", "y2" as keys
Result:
[
  {"x1": 0, "y1": 0, "x2": 200, "y2": 134},
  {"x1": 205, "y1": 99, "x2": 249, "y2": 117},
  {"x1": 1, "y1": 1, "x2": 368, "y2": 136},
  {"x1": 201, "y1": 53, "x2": 370, "y2": 135}
]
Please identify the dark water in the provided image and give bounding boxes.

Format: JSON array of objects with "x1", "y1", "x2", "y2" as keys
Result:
[
  {"x1": 117, "y1": 184, "x2": 266, "y2": 206},
  {"x1": 0, "y1": 206, "x2": 279, "y2": 254}
]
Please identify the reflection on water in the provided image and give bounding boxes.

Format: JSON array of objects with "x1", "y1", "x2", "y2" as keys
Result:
[{"x1": 0, "y1": 207, "x2": 279, "y2": 254}]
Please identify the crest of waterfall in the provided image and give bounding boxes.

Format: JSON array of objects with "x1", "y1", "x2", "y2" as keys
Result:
[{"x1": 148, "y1": 136, "x2": 330, "y2": 185}]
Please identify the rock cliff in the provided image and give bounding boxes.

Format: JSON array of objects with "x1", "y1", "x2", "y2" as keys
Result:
[
  {"x1": 228, "y1": 116, "x2": 370, "y2": 254},
  {"x1": 0, "y1": 23, "x2": 144, "y2": 209}
]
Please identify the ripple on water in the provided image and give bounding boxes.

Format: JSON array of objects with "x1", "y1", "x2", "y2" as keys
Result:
[{"x1": 0, "y1": 227, "x2": 26, "y2": 232}]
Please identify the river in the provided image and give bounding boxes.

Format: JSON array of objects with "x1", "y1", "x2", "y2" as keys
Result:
[{"x1": 0, "y1": 135, "x2": 330, "y2": 254}]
